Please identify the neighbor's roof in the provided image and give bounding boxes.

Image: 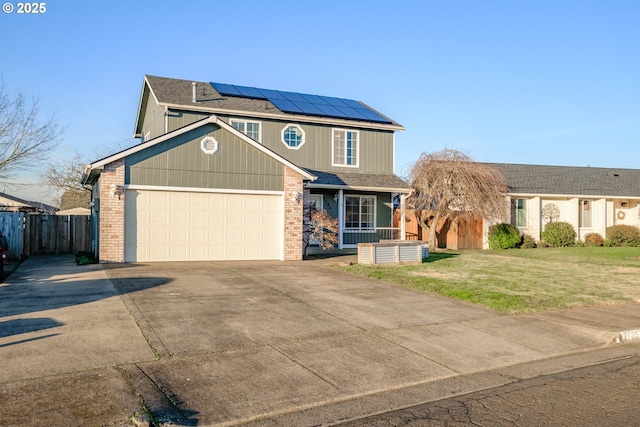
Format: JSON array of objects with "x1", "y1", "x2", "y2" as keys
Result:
[
  {"x1": 305, "y1": 169, "x2": 411, "y2": 193},
  {"x1": 139, "y1": 75, "x2": 404, "y2": 132},
  {"x1": 0, "y1": 192, "x2": 58, "y2": 212},
  {"x1": 56, "y1": 207, "x2": 91, "y2": 215},
  {"x1": 486, "y1": 163, "x2": 640, "y2": 198}
]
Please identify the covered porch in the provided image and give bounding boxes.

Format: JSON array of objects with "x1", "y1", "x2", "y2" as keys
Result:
[{"x1": 304, "y1": 169, "x2": 412, "y2": 249}]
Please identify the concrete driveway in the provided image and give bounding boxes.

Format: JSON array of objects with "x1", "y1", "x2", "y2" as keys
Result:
[{"x1": 2, "y1": 255, "x2": 639, "y2": 426}]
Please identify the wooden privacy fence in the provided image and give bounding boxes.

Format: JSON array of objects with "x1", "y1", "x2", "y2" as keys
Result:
[{"x1": 0, "y1": 212, "x2": 91, "y2": 258}]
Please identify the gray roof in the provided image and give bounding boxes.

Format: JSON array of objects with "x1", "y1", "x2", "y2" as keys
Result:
[
  {"x1": 0, "y1": 192, "x2": 58, "y2": 213},
  {"x1": 144, "y1": 75, "x2": 404, "y2": 129},
  {"x1": 486, "y1": 163, "x2": 640, "y2": 198},
  {"x1": 306, "y1": 169, "x2": 410, "y2": 192}
]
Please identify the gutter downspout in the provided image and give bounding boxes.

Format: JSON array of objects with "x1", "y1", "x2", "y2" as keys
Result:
[{"x1": 164, "y1": 106, "x2": 168, "y2": 134}]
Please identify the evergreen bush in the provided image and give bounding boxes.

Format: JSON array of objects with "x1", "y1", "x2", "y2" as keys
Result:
[
  {"x1": 488, "y1": 223, "x2": 521, "y2": 249},
  {"x1": 541, "y1": 221, "x2": 576, "y2": 247},
  {"x1": 606, "y1": 225, "x2": 640, "y2": 247}
]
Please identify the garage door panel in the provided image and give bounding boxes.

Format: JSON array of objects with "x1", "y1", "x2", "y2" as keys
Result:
[{"x1": 125, "y1": 190, "x2": 282, "y2": 262}]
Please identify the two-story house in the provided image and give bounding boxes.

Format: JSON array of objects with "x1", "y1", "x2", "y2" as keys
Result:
[{"x1": 82, "y1": 75, "x2": 410, "y2": 263}]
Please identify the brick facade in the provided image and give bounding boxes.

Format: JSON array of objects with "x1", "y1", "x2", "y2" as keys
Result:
[
  {"x1": 283, "y1": 166, "x2": 304, "y2": 260},
  {"x1": 98, "y1": 159, "x2": 125, "y2": 263}
]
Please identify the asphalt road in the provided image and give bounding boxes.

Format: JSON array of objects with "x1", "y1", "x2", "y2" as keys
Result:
[{"x1": 340, "y1": 353, "x2": 640, "y2": 426}]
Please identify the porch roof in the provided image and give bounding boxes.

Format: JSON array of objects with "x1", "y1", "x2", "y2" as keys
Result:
[{"x1": 304, "y1": 169, "x2": 411, "y2": 193}]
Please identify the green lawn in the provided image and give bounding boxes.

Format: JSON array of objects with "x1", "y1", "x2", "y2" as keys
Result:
[{"x1": 338, "y1": 247, "x2": 640, "y2": 313}]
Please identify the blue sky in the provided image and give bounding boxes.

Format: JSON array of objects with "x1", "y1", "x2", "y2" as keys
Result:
[{"x1": 1, "y1": 0, "x2": 638, "y2": 204}]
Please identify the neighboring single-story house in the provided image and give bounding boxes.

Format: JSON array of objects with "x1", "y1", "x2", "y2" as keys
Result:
[
  {"x1": 487, "y1": 163, "x2": 640, "y2": 246},
  {"x1": 0, "y1": 192, "x2": 58, "y2": 214},
  {"x1": 398, "y1": 163, "x2": 640, "y2": 249}
]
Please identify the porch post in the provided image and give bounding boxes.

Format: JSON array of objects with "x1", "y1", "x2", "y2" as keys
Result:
[
  {"x1": 338, "y1": 189, "x2": 344, "y2": 249},
  {"x1": 400, "y1": 193, "x2": 407, "y2": 240}
]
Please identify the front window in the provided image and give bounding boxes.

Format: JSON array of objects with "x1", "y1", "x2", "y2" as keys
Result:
[
  {"x1": 511, "y1": 198, "x2": 527, "y2": 227},
  {"x1": 345, "y1": 195, "x2": 375, "y2": 231},
  {"x1": 580, "y1": 200, "x2": 592, "y2": 228},
  {"x1": 333, "y1": 129, "x2": 359, "y2": 167},
  {"x1": 230, "y1": 119, "x2": 261, "y2": 142}
]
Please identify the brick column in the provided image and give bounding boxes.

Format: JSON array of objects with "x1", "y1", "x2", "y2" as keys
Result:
[
  {"x1": 99, "y1": 159, "x2": 125, "y2": 263},
  {"x1": 283, "y1": 167, "x2": 304, "y2": 260}
]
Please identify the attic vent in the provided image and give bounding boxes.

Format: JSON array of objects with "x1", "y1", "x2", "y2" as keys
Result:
[{"x1": 200, "y1": 137, "x2": 219, "y2": 155}]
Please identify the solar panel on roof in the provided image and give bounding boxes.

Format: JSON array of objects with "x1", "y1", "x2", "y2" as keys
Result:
[
  {"x1": 212, "y1": 83, "x2": 242, "y2": 96},
  {"x1": 269, "y1": 98, "x2": 304, "y2": 114},
  {"x1": 291, "y1": 101, "x2": 325, "y2": 115},
  {"x1": 210, "y1": 82, "x2": 392, "y2": 124},
  {"x1": 235, "y1": 85, "x2": 264, "y2": 99},
  {"x1": 279, "y1": 91, "x2": 308, "y2": 103}
]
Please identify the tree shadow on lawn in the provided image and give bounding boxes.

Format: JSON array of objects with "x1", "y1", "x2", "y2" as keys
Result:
[{"x1": 423, "y1": 251, "x2": 459, "y2": 263}]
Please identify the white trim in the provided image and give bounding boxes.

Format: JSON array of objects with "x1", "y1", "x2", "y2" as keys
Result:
[
  {"x1": 125, "y1": 184, "x2": 284, "y2": 196},
  {"x1": 344, "y1": 194, "x2": 377, "y2": 231},
  {"x1": 84, "y1": 115, "x2": 316, "y2": 184},
  {"x1": 230, "y1": 118, "x2": 262, "y2": 143},
  {"x1": 200, "y1": 136, "x2": 220, "y2": 155},
  {"x1": 306, "y1": 183, "x2": 412, "y2": 193},
  {"x1": 134, "y1": 76, "x2": 162, "y2": 138},
  {"x1": 93, "y1": 116, "x2": 218, "y2": 171},
  {"x1": 331, "y1": 128, "x2": 359, "y2": 168},
  {"x1": 507, "y1": 192, "x2": 640, "y2": 201},
  {"x1": 281, "y1": 124, "x2": 306, "y2": 150}
]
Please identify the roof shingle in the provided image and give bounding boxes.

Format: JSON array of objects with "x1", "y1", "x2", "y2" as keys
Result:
[{"x1": 486, "y1": 163, "x2": 640, "y2": 198}]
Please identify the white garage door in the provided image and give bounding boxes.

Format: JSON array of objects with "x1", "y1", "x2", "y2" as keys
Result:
[{"x1": 124, "y1": 190, "x2": 282, "y2": 262}]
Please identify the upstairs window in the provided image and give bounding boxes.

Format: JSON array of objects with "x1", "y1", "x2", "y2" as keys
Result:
[
  {"x1": 332, "y1": 129, "x2": 359, "y2": 167},
  {"x1": 281, "y1": 124, "x2": 305, "y2": 149},
  {"x1": 230, "y1": 119, "x2": 261, "y2": 143}
]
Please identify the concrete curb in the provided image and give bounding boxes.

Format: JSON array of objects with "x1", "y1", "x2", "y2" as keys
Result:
[{"x1": 615, "y1": 329, "x2": 640, "y2": 343}]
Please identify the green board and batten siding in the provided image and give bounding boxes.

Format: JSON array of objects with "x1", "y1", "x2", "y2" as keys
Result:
[
  {"x1": 126, "y1": 123, "x2": 284, "y2": 192},
  {"x1": 138, "y1": 86, "x2": 165, "y2": 140},
  {"x1": 167, "y1": 109, "x2": 210, "y2": 133},
  {"x1": 217, "y1": 116, "x2": 395, "y2": 175}
]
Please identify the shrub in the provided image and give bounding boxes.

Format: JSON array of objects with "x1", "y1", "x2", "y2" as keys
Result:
[
  {"x1": 488, "y1": 223, "x2": 521, "y2": 249},
  {"x1": 583, "y1": 232, "x2": 604, "y2": 247},
  {"x1": 606, "y1": 225, "x2": 640, "y2": 247},
  {"x1": 520, "y1": 234, "x2": 537, "y2": 249},
  {"x1": 541, "y1": 221, "x2": 576, "y2": 247}
]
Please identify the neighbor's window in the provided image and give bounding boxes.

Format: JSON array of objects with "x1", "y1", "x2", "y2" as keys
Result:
[
  {"x1": 230, "y1": 119, "x2": 261, "y2": 142},
  {"x1": 580, "y1": 200, "x2": 592, "y2": 228},
  {"x1": 345, "y1": 195, "x2": 375, "y2": 231},
  {"x1": 512, "y1": 198, "x2": 527, "y2": 227},
  {"x1": 333, "y1": 129, "x2": 359, "y2": 167},
  {"x1": 281, "y1": 124, "x2": 305, "y2": 149}
]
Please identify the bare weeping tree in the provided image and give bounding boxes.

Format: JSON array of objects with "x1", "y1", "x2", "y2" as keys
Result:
[
  {"x1": 43, "y1": 153, "x2": 91, "y2": 210},
  {"x1": 0, "y1": 81, "x2": 62, "y2": 179},
  {"x1": 408, "y1": 149, "x2": 508, "y2": 249}
]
